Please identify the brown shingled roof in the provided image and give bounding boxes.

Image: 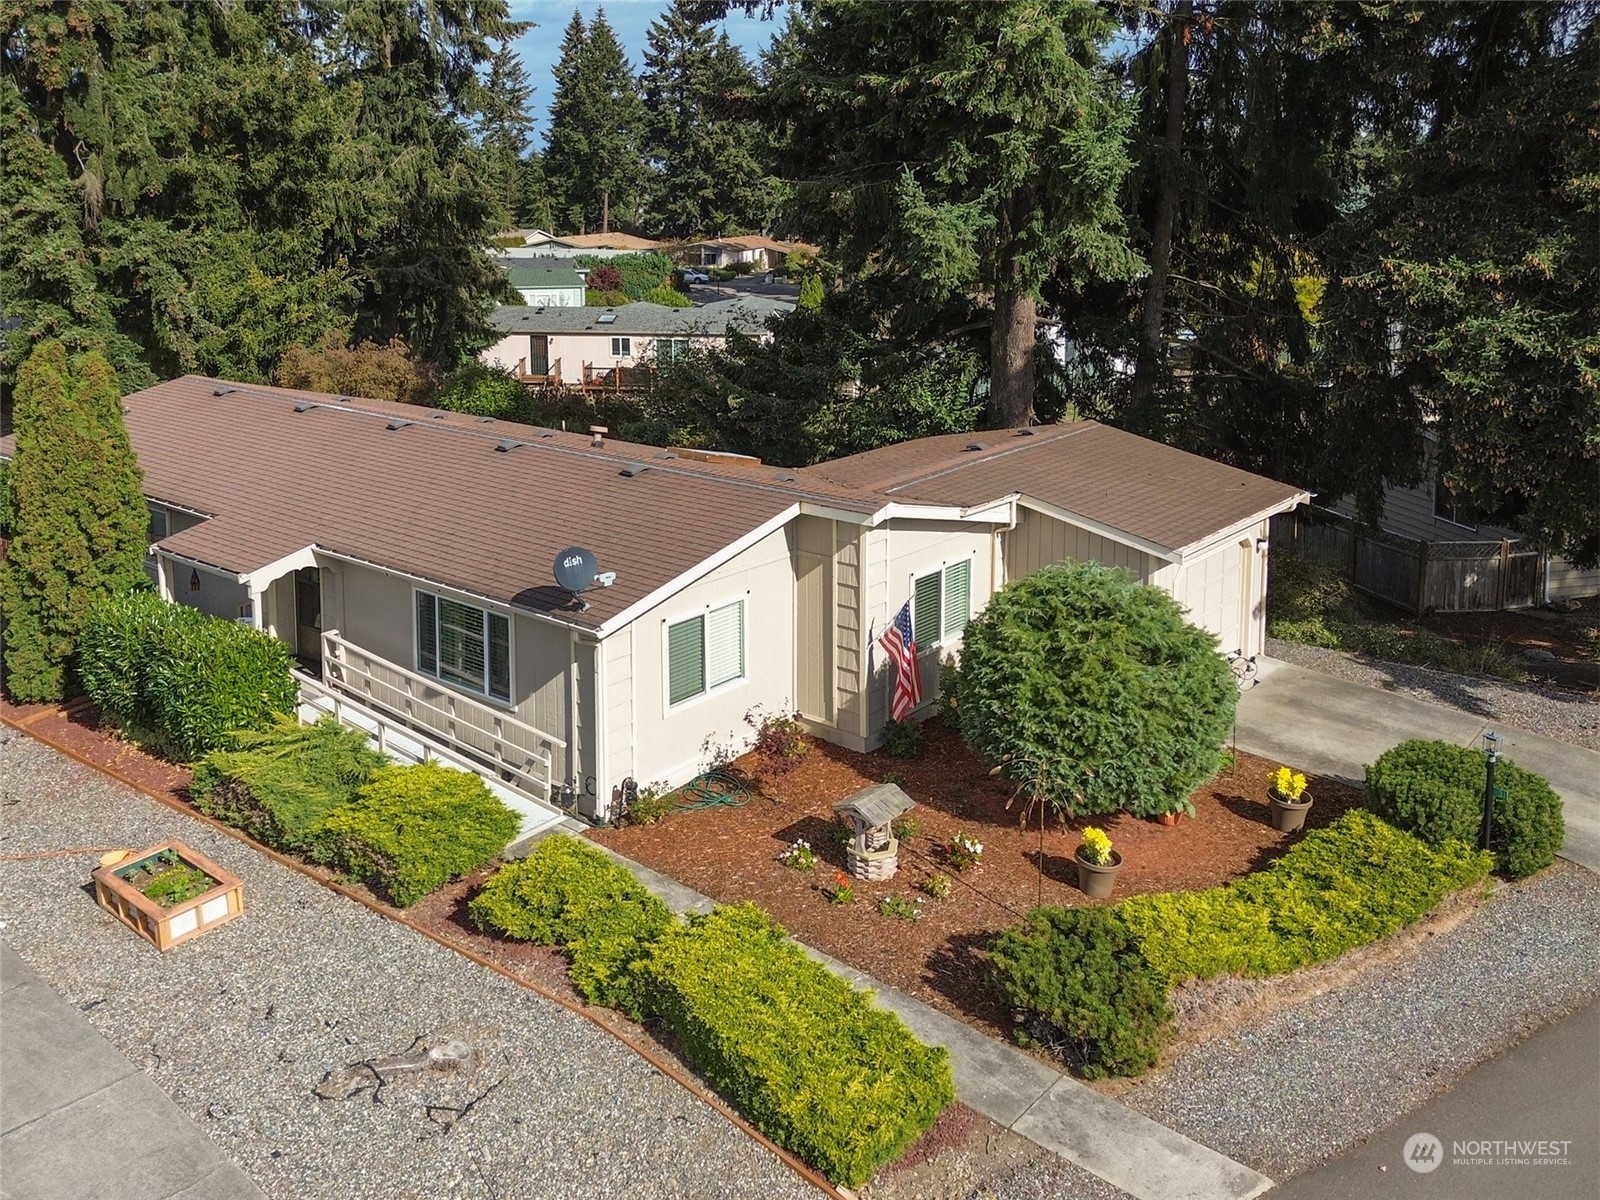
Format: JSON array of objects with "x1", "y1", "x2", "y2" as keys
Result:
[
  {"x1": 810, "y1": 423, "x2": 1308, "y2": 555},
  {"x1": 113, "y1": 377, "x2": 881, "y2": 629}
]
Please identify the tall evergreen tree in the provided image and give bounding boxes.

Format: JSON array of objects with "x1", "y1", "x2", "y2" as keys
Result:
[
  {"x1": 543, "y1": 7, "x2": 647, "y2": 233},
  {"x1": 639, "y1": 1, "x2": 773, "y2": 238},
  {"x1": 0, "y1": 341, "x2": 150, "y2": 701},
  {"x1": 767, "y1": 0, "x2": 1138, "y2": 428},
  {"x1": 478, "y1": 38, "x2": 538, "y2": 230}
]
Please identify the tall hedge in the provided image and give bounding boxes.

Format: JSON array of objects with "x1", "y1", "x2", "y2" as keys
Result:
[
  {"x1": 634, "y1": 903, "x2": 955, "y2": 1188},
  {"x1": 1366, "y1": 739, "x2": 1565, "y2": 879},
  {"x1": 954, "y1": 561, "x2": 1237, "y2": 818},
  {"x1": 0, "y1": 340, "x2": 149, "y2": 701},
  {"x1": 78, "y1": 591, "x2": 297, "y2": 761}
]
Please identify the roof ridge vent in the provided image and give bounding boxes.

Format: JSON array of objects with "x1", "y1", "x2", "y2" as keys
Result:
[
  {"x1": 293, "y1": 401, "x2": 320, "y2": 413},
  {"x1": 656, "y1": 450, "x2": 676, "y2": 460},
  {"x1": 963, "y1": 441, "x2": 988, "y2": 452},
  {"x1": 385, "y1": 419, "x2": 415, "y2": 431},
  {"x1": 495, "y1": 438, "x2": 526, "y2": 453},
  {"x1": 212, "y1": 385, "x2": 237, "y2": 396},
  {"x1": 619, "y1": 464, "x2": 650, "y2": 478},
  {"x1": 1014, "y1": 427, "x2": 1036, "y2": 437}
]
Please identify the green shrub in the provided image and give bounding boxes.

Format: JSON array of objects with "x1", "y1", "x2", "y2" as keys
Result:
[
  {"x1": 635, "y1": 903, "x2": 954, "y2": 1188},
  {"x1": 190, "y1": 716, "x2": 385, "y2": 852},
  {"x1": 469, "y1": 835, "x2": 673, "y2": 1016},
  {"x1": 641, "y1": 286, "x2": 693, "y2": 308},
  {"x1": 990, "y1": 906, "x2": 1171, "y2": 1079},
  {"x1": 79, "y1": 591, "x2": 297, "y2": 761},
  {"x1": 315, "y1": 762, "x2": 519, "y2": 906},
  {"x1": 432, "y1": 362, "x2": 525, "y2": 418},
  {"x1": 576, "y1": 252, "x2": 674, "y2": 300},
  {"x1": 585, "y1": 288, "x2": 632, "y2": 307},
  {"x1": 956, "y1": 561, "x2": 1236, "y2": 819},
  {"x1": 1366, "y1": 739, "x2": 1564, "y2": 879},
  {"x1": 1, "y1": 341, "x2": 149, "y2": 701},
  {"x1": 1118, "y1": 811, "x2": 1493, "y2": 983},
  {"x1": 878, "y1": 717, "x2": 923, "y2": 758}
]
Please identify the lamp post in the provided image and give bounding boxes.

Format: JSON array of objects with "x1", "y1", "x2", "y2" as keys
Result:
[{"x1": 1481, "y1": 731, "x2": 1500, "y2": 852}]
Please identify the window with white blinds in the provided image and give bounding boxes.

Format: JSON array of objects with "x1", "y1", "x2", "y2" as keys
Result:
[
  {"x1": 912, "y1": 557, "x2": 972, "y2": 646},
  {"x1": 666, "y1": 599, "x2": 745, "y2": 706},
  {"x1": 415, "y1": 590, "x2": 510, "y2": 702}
]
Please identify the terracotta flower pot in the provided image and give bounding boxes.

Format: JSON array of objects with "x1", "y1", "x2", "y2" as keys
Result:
[
  {"x1": 1269, "y1": 790, "x2": 1312, "y2": 832},
  {"x1": 1076, "y1": 849, "x2": 1122, "y2": 899},
  {"x1": 1155, "y1": 811, "x2": 1181, "y2": 827}
]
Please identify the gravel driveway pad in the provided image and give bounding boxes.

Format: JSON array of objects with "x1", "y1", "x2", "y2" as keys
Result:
[
  {"x1": 1265, "y1": 638, "x2": 1600, "y2": 752},
  {"x1": 1120, "y1": 862, "x2": 1600, "y2": 1181},
  {"x1": 0, "y1": 735, "x2": 816, "y2": 1200}
]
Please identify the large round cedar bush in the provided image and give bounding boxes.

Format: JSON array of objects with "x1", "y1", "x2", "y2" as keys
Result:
[
  {"x1": 1365, "y1": 739, "x2": 1564, "y2": 880},
  {"x1": 954, "y1": 561, "x2": 1236, "y2": 818}
]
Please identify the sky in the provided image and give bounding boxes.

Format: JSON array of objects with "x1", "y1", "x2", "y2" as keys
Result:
[{"x1": 508, "y1": 1, "x2": 777, "y2": 142}]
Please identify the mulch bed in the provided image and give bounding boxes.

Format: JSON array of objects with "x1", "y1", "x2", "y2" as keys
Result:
[{"x1": 590, "y1": 720, "x2": 1361, "y2": 1047}]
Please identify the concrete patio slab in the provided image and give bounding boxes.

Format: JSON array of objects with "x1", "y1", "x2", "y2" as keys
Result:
[{"x1": 1235, "y1": 658, "x2": 1600, "y2": 872}]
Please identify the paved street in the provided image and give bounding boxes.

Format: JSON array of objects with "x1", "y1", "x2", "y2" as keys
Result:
[{"x1": 1270, "y1": 1001, "x2": 1600, "y2": 1199}]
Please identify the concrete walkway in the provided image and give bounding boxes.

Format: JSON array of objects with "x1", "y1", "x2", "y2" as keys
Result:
[
  {"x1": 1235, "y1": 657, "x2": 1600, "y2": 872},
  {"x1": 0, "y1": 940, "x2": 266, "y2": 1200},
  {"x1": 584, "y1": 836, "x2": 1273, "y2": 1200}
]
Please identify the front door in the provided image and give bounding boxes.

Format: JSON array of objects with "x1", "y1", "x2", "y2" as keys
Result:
[{"x1": 295, "y1": 567, "x2": 322, "y2": 668}]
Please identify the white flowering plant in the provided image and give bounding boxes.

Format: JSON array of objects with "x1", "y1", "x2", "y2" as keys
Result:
[{"x1": 779, "y1": 838, "x2": 817, "y2": 871}]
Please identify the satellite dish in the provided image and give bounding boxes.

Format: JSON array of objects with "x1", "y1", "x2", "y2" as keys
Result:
[{"x1": 553, "y1": 546, "x2": 600, "y2": 595}]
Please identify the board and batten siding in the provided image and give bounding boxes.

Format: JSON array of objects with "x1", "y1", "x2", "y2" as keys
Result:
[
  {"x1": 604, "y1": 627, "x2": 636, "y2": 793},
  {"x1": 327, "y1": 558, "x2": 588, "y2": 792},
  {"x1": 620, "y1": 524, "x2": 797, "y2": 790},
  {"x1": 1152, "y1": 522, "x2": 1269, "y2": 659},
  {"x1": 1003, "y1": 504, "x2": 1162, "y2": 583}
]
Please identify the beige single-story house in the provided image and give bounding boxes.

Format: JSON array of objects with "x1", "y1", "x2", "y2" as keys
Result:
[
  {"x1": 480, "y1": 297, "x2": 793, "y2": 383},
  {"x1": 679, "y1": 235, "x2": 811, "y2": 271},
  {"x1": 1, "y1": 379, "x2": 1306, "y2": 828}
]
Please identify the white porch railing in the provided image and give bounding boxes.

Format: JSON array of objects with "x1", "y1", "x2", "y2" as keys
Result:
[{"x1": 318, "y1": 628, "x2": 564, "y2": 804}]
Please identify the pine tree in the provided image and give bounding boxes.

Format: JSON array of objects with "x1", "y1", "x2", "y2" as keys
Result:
[
  {"x1": 479, "y1": 39, "x2": 538, "y2": 229},
  {"x1": 0, "y1": 341, "x2": 150, "y2": 702},
  {"x1": 639, "y1": 2, "x2": 773, "y2": 238},
  {"x1": 767, "y1": 0, "x2": 1138, "y2": 427},
  {"x1": 543, "y1": 7, "x2": 647, "y2": 233}
]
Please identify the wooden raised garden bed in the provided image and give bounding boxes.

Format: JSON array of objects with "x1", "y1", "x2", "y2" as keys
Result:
[{"x1": 92, "y1": 840, "x2": 244, "y2": 952}]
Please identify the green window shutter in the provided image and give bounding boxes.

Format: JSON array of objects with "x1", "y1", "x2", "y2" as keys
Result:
[
  {"x1": 942, "y1": 559, "x2": 971, "y2": 639},
  {"x1": 488, "y1": 612, "x2": 511, "y2": 702},
  {"x1": 707, "y1": 601, "x2": 744, "y2": 688},
  {"x1": 668, "y1": 616, "x2": 706, "y2": 705},
  {"x1": 416, "y1": 592, "x2": 437, "y2": 674},
  {"x1": 912, "y1": 571, "x2": 942, "y2": 645}
]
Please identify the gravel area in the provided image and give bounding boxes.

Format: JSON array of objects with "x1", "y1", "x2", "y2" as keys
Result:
[
  {"x1": 1120, "y1": 861, "x2": 1600, "y2": 1181},
  {"x1": 1266, "y1": 638, "x2": 1600, "y2": 751},
  {"x1": 0, "y1": 733, "x2": 817, "y2": 1200}
]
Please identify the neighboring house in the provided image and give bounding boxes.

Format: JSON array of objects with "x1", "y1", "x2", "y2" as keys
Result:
[
  {"x1": 559, "y1": 232, "x2": 671, "y2": 253},
  {"x1": 1321, "y1": 439, "x2": 1599, "y2": 603},
  {"x1": 480, "y1": 297, "x2": 793, "y2": 384},
  {"x1": 679, "y1": 236, "x2": 813, "y2": 271},
  {"x1": 0, "y1": 380, "x2": 1307, "y2": 828},
  {"x1": 503, "y1": 263, "x2": 587, "y2": 308}
]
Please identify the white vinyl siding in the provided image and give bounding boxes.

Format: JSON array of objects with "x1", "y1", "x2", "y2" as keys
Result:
[
  {"x1": 415, "y1": 590, "x2": 510, "y2": 703},
  {"x1": 911, "y1": 558, "x2": 970, "y2": 646},
  {"x1": 666, "y1": 599, "x2": 745, "y2": 707}
]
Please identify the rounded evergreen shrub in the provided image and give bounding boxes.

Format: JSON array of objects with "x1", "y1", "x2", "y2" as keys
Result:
[
  {"x1": 955, "y1": 561, "x2": 1236, "y2": 818},
  {"x1": 989, "y1": 906, "x2": 1171, "y2": 1079},
  {"x1": 432, "y1": 363, "x2": 525, "y2": 418},
  {"x1": 1365, "y1": 739, "x2": 1564, "y2": 879}
]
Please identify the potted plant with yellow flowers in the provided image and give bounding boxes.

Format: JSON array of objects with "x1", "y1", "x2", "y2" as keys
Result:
[
  {"x1": 1268, "y1": 765, "x2": 1313, "y2": 832},
  {"x1": 1074, "y1": 827, "x2": 1121, "y2": 898}
]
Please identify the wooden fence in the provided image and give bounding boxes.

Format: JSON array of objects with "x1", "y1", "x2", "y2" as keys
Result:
[{"x1": 1271, "y1": 508, "x2": 1543, "y2": 614}]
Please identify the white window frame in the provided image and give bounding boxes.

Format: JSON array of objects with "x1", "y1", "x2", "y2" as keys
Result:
[
  {"x1": 611, "y1": 336, "x2": 631, "y2": 358},
  {"x1": 909, "y1": 554, "x2": 975, "y2": 650},
  {"x1": 412, "y1": 587, "x2": 514, "y2": 706},
  {"x1": 662, "y1": 595, "x2": 748, "y2": 713}
]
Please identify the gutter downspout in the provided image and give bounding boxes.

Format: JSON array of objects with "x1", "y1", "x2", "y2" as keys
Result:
[{"x1": 567, "y1": 629, "x2": 580, "y2": 806}]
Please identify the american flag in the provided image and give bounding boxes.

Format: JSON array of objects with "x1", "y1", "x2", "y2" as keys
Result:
[{"x1": 879, "y1": 601, "x2": 922, "y2": 722}]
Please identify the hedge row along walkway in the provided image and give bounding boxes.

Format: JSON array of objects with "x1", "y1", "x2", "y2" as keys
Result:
[{"x1": 1235, "y1": 657, "x2": 1600, "y2": 873}]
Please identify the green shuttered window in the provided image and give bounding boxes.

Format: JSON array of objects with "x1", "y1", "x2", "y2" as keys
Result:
[
  {"x1": 414, "y1": 590, "x2": 510, "y2": 702},
  {"x1": 667, "y1": 599, "x2": 745, "y2": 706},
  {"x1": 912, "y1": 557, "x2": 972, "y2": 646}
]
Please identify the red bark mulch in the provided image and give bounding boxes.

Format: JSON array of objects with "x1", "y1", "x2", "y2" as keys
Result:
[{"x1": 590, "y1": 720, "x2": 1360, "y2": 1047}]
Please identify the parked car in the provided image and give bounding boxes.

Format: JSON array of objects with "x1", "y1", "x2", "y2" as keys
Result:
[{"x1": 682, "y1": 269, "x2": 711, "y2": 284}]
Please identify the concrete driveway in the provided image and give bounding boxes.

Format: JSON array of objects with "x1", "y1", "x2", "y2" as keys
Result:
[{"x1": 1234, "y1": 658, "x2": 1600, "y2": 872}]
